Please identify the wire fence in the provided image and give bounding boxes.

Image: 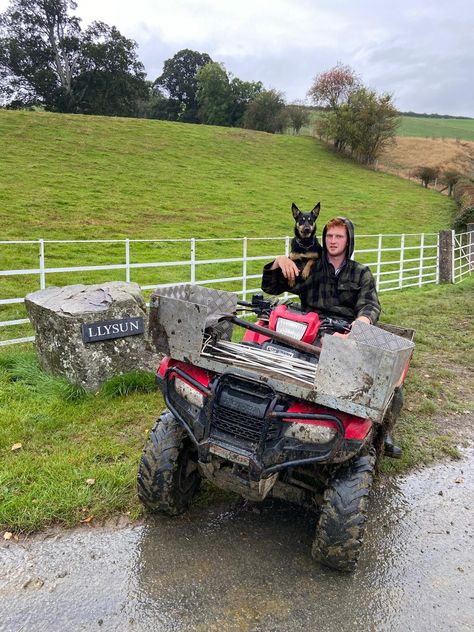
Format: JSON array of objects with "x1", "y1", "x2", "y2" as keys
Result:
[{"x1": 0, "y1": 230, "x2": 472, "y2": 346}]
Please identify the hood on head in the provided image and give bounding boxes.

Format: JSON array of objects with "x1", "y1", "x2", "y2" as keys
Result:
[{"x1": 322, "y1": 217, "x2": 355, "y2": 258}]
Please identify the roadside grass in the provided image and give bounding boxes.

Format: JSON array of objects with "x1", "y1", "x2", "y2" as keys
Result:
[
  {"x1": 0, "y1": 278, "x2": 472, "y2": 534},
  {"x1": 0, "y1": 346, "x2": 163, "y2": 534}
]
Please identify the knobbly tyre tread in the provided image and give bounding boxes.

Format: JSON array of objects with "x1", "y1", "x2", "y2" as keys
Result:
[
  {"x1": 312, "y1": 451, "x2": 375, "y2": 572},
  {"x1": 137, "y1": 409, "x2": 201, "y2": 516}
]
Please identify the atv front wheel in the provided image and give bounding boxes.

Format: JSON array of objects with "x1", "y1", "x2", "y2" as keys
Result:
[
  {"x1": 312, "y1": 452, "x2": 375, "y2": 572},
  {"x1": 137, "y1": 410, "x2": 201, "y2": 515}
]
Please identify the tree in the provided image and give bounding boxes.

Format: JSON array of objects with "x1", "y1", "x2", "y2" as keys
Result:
[
  {"x1": 154, "y1": 49, "x2": 212, "y2": 123},
  {"x1": 243, "y1": 89, "x2": 287, "y2": 133},
  {"x1": 286, "y1": 103, "x2": 310, "y2": 134},
  {"x1": 441, "y1": 170, "x2": 461, "y2": 196},
  {"x1": 73, "y1": 22, "x2": 147, "y2": 116},
  {"x1": 0, "y1": 0, "x2": 81, "y2": 111},
  {"x1": 412, "y1": 165, "x2": 439, "y2": 188},
  {"x1": 196, "y1": 62, "x2": 231, "y2": 126},
  {"x1": 344, "y1": 88, "x2": 399, "y2": 164},
  {"x1": 0, "y1": 0, "x2": 147, "y2": 115},
  {"x1": 308, "y1": 63, "x2": 398, "y2": 163},
  {"x1": 228, "y1": 77, "x2": 262, "y2": 127},
  {"x1": 308, "y1": 62, "x2": 360, "y2": 110}
]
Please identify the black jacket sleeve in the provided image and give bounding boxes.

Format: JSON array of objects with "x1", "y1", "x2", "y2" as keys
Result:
[{"x1": 261, "y1": 261, "x2": 291, "y2": 296}]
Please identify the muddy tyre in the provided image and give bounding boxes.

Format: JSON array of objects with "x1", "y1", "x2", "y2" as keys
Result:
[
  {"x1": 137, "y1": 410, "x2": 201, "y2": 516},
  {"x1": 312, "y1": 452, "x2": 375, "y2": 572}
]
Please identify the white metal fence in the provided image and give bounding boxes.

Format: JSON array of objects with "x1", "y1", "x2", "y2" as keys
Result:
[
  {"x1": 453, "y1": 231, "x2": 473, "y2": 283},
  {"x1": 0, "y1": 231, "x2": 472, "y2": 346}
]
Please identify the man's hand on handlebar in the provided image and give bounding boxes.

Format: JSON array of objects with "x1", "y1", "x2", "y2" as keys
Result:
[{"x1": 271, "y1": 255, "x2": 300, "y2": 285}]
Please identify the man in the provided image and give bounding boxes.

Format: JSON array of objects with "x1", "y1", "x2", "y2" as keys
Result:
[
  {"x1": 261, "y1": 216, "x2": 401, "y2": 457},
  {"x1": 261, "y1": 216, "x2": 381, "y2": 326}
]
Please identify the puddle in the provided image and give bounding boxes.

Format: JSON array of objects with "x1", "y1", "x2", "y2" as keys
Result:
[{"x1": 1, "y1": 450, "x2": 473, "y2": 632}]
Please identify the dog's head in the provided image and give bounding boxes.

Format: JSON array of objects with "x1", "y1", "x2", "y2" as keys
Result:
[{"x1": 292, "y1": 202, "x2": 321, "y2": 240}]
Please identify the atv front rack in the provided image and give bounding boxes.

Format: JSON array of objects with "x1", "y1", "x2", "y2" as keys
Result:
[{"x1": 149, "y1": 284, "x2": 415, "y2": 423}]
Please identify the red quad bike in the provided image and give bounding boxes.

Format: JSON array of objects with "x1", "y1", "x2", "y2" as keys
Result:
[{"x1": 138, "y1": 286, "x2": 415, "y2": 572}]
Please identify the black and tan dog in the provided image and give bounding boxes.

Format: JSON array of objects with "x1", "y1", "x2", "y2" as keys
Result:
[{"x1": 288, "y1": 202, "x2": 322, "y2": 286}]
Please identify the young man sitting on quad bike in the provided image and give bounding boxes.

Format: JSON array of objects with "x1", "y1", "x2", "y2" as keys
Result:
[{"x1": 261, "y1": 216, "x2": 402, "y2": 457}]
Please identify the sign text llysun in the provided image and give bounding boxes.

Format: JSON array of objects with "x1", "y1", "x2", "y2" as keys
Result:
[{"x1": 82, "y1": 317, "x2": 145, "y2": 343}]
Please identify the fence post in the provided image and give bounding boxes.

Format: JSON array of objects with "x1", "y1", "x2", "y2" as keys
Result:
[
  {"x1": 190, "y1": 238, "x2": 196, "y2": 284},
  {"x1": 39, "y1": 239, "x2": 46, "y2": 289},
  {"x1": 399, "y1": 234, "x2": 405, "y2": 288},
  {"x1": 468, "y1": 223, "x2": 474, "y2": 272},
  {"x1": 438, "y1": 230, "x2": 454, "y2": 283},
  {"x1": 376, "y1": 234, "x2": 382, "y2": 290},
  {"x1": 242, "y1": 237, "x2": 248, "y2": 301},
  {"x1": 418, "y1": 233, "x2": 425, "y2": 287},
  {"x1": 125, "y1": 239, "x2": 130, "y2": 283}
]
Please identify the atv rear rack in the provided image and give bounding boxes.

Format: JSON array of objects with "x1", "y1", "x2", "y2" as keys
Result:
[{"x1": 149, "y1": 284, "x2": 414, "y2": 423}]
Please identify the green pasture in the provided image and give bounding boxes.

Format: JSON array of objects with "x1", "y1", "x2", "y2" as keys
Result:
[
  {"x1": 299, "y1": 111, "x2": 474, "y2": 141},
  {"x1": 1, "y1": 277, "x2": 472, "y2": 534},
  {"x1": 396, "y1": 115, "x2": 474, "y2": 141},
  {"x1": 0, "y1": 109, "x2": 456, "y2": 342}
]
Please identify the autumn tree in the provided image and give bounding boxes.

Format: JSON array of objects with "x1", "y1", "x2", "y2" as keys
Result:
[
  {"x1": 412, "y1": 165, "x2": 440, "y2": 188},
  {"x1": 308, "y1": 62, "x2": 360, "y2": 111},
  {"x1": 441, "y1": 170, "x2": 461, "y2": 196},
  {"x1": 308, "y1": 63, "x2": 399, "y2": 163}
]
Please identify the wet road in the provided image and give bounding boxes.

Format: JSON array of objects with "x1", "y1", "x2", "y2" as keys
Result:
[{"x1": 1, "y1": 450, "x2": 473, "y2": 632}]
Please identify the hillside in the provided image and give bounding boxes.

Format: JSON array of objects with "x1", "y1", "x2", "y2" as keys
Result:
[
  {"x1": 0, "y1": 109, "x2": 456, "y2": 242},
  {"x1": 378, "y1": 137, "x2": 474, "y2": 183}
]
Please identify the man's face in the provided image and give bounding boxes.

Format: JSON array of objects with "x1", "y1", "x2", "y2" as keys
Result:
[{"x1": 325, "y1": 225, "x2": 348, "y2": 257}]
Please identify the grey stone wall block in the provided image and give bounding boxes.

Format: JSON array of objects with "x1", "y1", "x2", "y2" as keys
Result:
[{"x1": 25, "y1": 282, "x2": 157, "y2": 391}]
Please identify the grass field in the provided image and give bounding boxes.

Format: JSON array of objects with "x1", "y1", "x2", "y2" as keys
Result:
[
  {"x1": 0, "y1": 109, "x2": 472, "y2": 535},
  {"x1": 397, "y1": 116, "x2": 474, "y2": 141},
  {"x1": 301, "y1": 111, "x2": 474, "y2": 142},
  {"x1": 1, "y1": 277, "x2": 472, "y2": 534},
  {"x1": 0, "y1": 109, "x2": 457, "y2": 342}
]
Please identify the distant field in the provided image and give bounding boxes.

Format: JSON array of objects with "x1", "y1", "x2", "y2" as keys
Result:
[
  {"x1": 397, "y1": 116, "x2": 474, "y2": 141},
  {"x1": 300, "y1": 112, "x2": 474, "y2": 142}
]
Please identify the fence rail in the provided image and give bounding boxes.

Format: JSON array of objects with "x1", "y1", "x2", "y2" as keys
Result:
[{"x1": 0, "y1": 230, "x2": 472, "y2": 346}]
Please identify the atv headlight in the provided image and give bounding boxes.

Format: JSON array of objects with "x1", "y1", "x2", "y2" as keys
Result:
[
  {"x1": 174, "y1": 377, "x2": 205, "y2": 408},
  {"x1": 275, "y1": 318, "x2": 308, "y2": 340},
  {"x1": 284, "y1": 422, "x2": 336, "y2": 443}
]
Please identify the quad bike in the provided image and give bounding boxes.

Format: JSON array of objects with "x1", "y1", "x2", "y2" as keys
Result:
[{"x1": 138, "y1": 285, "x2": 414, "y2": 572}]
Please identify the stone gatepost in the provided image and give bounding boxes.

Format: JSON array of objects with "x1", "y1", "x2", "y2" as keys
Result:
[
  {"x1": 438, "y1": 230, "x2": 454, "y2": 283},
  {"x1": 25, "y1": 281, "x2": 157, "y2": 391}
]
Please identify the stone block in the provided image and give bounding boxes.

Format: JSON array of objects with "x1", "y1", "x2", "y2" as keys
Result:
[{"x1": 25, "y1": 282, "x2": 157, "y2": 391}]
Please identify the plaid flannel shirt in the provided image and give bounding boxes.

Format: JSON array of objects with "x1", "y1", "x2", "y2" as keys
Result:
[{"x1": 261, "y1": 255, "x2": 381, "y2": 324}]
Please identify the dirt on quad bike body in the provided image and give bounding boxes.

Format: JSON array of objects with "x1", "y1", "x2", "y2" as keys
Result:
[{"x1": 138, "y1": 287, "x2": 414, "y2": 572}]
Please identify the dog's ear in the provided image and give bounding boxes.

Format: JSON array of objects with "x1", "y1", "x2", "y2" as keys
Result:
[
  {"x1": 311, "y1": 202, "x2": 321, "y2": 219},
  {"x1": 291, "y1": 203, "x2": 300, "y2": 220}
]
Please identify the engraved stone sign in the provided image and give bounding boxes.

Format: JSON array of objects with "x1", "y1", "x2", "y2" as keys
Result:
[{"x1": 25, "y1": 282, "x2": 156, "y2": 391}]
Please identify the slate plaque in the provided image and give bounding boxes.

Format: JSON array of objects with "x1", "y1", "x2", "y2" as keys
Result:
[{"x1": 82, "y1": 317, "x2": 144, "y2": 343}]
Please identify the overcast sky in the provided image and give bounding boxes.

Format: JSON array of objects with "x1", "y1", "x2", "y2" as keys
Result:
[{"x1": 1, "y1": 0, "x2": 472, "y2": 116}]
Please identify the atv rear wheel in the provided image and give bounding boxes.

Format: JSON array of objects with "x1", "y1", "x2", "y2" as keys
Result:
[
  {"x1": 312, "y1": 451, "x2": 375, "y2": 572},
  {"x1": 137, "y1": 410, "x2": 201, "y2": 516}
]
